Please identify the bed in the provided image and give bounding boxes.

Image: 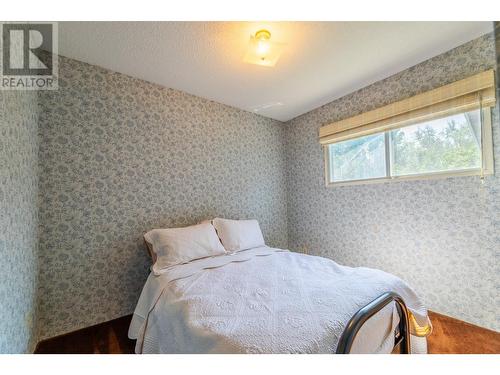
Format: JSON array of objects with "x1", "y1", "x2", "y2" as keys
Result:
[{"x1": 128, "y1": 244, "x2": 431, "y2": 354}]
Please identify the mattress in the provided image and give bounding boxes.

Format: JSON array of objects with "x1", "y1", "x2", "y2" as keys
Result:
[{"x1": 129, "y1": 247, "x2": 429, "y2": 354}]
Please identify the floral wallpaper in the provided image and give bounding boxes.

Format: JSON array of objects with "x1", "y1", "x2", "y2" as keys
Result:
[
  {"x1": 37, "y1": 56, "x2": 288, "y2": 340},
  {"x1": 285, "y1": 32, "x2": 500, "y2": 331},
  {"x1": 3, "y1": 30, "x2": 497, "y2": 349},
  {"x1": 0, "y1": 91, "x2": 39, "y2": 353},
  {"x1": 496, "y1": 22, "x2": 500, "y2": 75}
]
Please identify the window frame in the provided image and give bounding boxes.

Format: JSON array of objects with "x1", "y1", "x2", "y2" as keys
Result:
[{"x1": 324, "y1": 108, "x2": 494, "y2": 187}]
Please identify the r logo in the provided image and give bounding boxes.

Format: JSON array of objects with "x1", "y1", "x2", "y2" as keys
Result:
[
  {"x1": 0, "y1": 22, "x2": 57, "y2": 90},
  {"x1": 2, "y1": 23, "x2": 53, "y2": 76}
]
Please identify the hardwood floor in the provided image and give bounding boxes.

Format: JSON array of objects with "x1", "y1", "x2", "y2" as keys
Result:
[
  {"x1": 35, "y1": 315, "x2": 135, "y2": 354},
  {"x1": 34, "y1": 311, "x2": 500, "y2": 354},
  {"x1": 427, "y1": 311, "x2": 500, "y2": 354}
]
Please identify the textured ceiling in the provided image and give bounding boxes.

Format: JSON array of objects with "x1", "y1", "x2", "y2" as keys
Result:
[{"x1": 56, "y1": 22, "x2": 492, "y2": 121}]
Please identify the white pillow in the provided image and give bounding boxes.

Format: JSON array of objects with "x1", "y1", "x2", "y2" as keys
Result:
[
  {"x1": 212, "y1": 218, "x2": 265, "y2": 253},
  {"x1": 144, "y1": 223, "x2": 226, "y2": 272}
]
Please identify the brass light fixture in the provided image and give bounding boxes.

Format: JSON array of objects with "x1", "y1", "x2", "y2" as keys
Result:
[{"x1": 243, "y1": 29, "x2": 284, "y2": 67}]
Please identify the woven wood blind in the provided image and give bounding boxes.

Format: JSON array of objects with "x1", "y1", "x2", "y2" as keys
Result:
[{"x1": 319, "y1": 69, "x2": 496, "y2": 145}]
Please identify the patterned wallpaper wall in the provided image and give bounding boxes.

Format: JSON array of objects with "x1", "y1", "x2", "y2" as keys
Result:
[
  {"x1": 5, "y1": 30, "x2": 495, "y2": 347},
  {"x1": 496, "y1": 22, "x2": 500, "y2": 75},
  {"x1": 37, "y1": 56, "x2": 288, "y2": 339},
  {"x1": 285, "y1": 33, "x2": 500, "y2": 331},
  {"x1": 0, "y1": 91, "x2": 39, "y2": 353}
]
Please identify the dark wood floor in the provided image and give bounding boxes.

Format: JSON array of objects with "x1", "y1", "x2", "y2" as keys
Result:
[
  {"x1": 35, "y1": 315, "x2": 135, "y2": 354},
  {"x1": 34, "y1": 311, "x2": 500, "y2": 354}
]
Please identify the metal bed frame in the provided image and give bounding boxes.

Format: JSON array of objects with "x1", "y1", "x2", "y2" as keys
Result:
[{"x1": 336, "y1": 291, "x2": 411, "y2": 354}]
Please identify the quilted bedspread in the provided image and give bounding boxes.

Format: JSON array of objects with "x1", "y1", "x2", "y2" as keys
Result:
[{"x1": 129, "y1": 247, "x2": 430, "y2": 353}]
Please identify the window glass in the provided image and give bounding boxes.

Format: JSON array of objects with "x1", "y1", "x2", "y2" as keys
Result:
[
  {"x1": 326, "y1": 109, "x2": 487, "y2": 185},
  {"x1": 390, "y1": 111, "x2": 481, "y2": 176},
  {"x1": 329, "y1": 133, "x2": 386, "y2": 182}
]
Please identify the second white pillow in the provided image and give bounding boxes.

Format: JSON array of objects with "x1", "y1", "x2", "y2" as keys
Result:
[
  {"x1": 144, "y1": 222, "x2": 226, "y2": 273},
  {"x1": 212, "y1": 218, "x2": 265, "y2": 253}
]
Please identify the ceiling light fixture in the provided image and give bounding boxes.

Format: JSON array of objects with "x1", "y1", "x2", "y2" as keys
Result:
[{"x1": 243, "y1": 29, "x2": 284, "y2": 67}]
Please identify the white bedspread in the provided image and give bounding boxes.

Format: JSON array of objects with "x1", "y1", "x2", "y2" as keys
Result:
[{"x1": 129, "y1": 247, "x2": 429, "y2": 354}]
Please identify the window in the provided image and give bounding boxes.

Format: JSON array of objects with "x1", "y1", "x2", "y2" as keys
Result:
[
  {"x1": 321, "y1": 70, "x2": 496, "y2": 186},
  {"x1": 325, "y1": 108, "x2": 494, "y2": 186},
  {"x1": 329, "y1": 133, "x2": 386, "y2": 182}
]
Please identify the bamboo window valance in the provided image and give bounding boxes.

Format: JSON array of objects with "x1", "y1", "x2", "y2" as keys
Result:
[{"x1": 319, "y1": 69, "x2": 496, "y2": 145}]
